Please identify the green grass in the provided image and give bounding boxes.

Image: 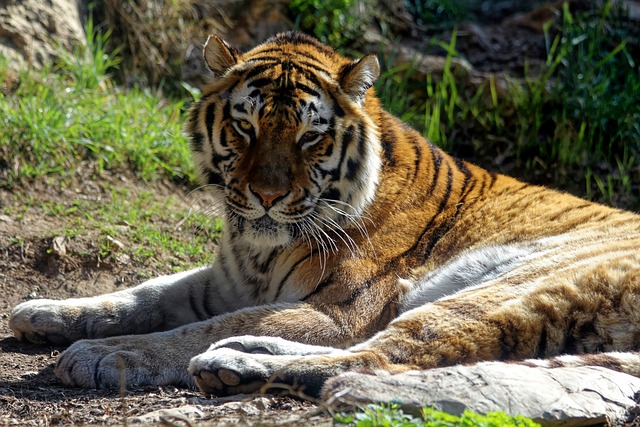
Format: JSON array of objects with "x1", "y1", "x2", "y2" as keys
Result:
[
  {"x1": 2, "y1": 183, "x2": 223, "y2": 271},
  {"x1": 0, "y1": 19, "x2": 196, "y2": 188},
  {"x1": 376, "y1": 0, "x2": 639, "y2": 209},
  {"x1": 0, "y1": 20, "x2": 220, "y2": 273},
  {"x1": 289, "y1": 0, "x2": 373, "y2": 51},
  {"x1": 334, "y1": 404, "x2": 540, "y2": 427},
  {"x1": 88, "y1": 187, "x2": 222, "y2": 269}
]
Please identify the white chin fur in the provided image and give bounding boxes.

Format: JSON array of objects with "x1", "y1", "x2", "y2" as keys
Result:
[{"x1": 242, "y1": 223, "x2": 292, "y2": 248}]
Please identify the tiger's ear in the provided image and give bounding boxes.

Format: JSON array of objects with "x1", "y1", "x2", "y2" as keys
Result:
[
  {"x1": 340, "y1": 54, "x2": 380, "y2": 101},
  {"x1": 203, "y1": 35, "x2": 240, "y2": 76}
]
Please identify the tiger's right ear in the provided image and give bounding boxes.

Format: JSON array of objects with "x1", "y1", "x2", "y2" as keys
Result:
[{"x1": 203, "y1": 35, "x2": 240, "y2": 76}]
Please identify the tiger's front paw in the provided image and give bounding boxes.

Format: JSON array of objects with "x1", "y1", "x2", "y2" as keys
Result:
[
  {"x1": 188, "y1": 348, "x2": 285, "y2": 395},
  {"x1": 10, "y1": 299, "x2": 81, "y2": 345},
  {"x1": 55, "y1": 336, "x2": 195, "y2": 389}
]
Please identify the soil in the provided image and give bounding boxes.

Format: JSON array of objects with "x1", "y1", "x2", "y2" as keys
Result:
[{"x1": 1, "y1": 1, "x2": 638, "y2": 425}]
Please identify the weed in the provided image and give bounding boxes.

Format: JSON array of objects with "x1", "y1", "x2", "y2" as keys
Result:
[
  {"x1": 289, "y1": 0, "x2": 371, "y2": 50},
  {"x1": 334, "y1": 403, "x2": 540, "y2": 427}
]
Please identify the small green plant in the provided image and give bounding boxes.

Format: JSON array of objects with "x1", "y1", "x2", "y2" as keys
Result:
[
  {"x1": 289, "y1": 0, "x2": 367, "y2": 50},
  {"x1": 334, "y1": 404, "x2": 540, "y2": 427},
  {"x1": 405, "y1": 0, "x2": 471, "y2": 28},
  {"x1": 55, "y1": 16, "x2": 121, "y2": 90}
]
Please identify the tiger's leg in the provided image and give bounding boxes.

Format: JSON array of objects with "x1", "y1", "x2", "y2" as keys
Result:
[
  {"x1": 10, "y1": 266, "x2": 232, "y2": 344},
  {"x1": 51, "y1": 302, "x2": 361, "y2": 389},
  {"x1": 189, "y1": 261, "x2": 640, "y2": 397}
]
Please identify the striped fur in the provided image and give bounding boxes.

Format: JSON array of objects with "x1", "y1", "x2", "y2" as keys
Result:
[{"x1": 9, "y1": 32, "x2": 640, "y2": 395}]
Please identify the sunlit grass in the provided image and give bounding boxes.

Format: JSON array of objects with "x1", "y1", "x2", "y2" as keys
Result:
[{"x1": 0, "y1": 19, "x2": 195, "y2": 188}]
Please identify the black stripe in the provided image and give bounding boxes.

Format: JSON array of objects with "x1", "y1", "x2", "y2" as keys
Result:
[
  {"x1": 233, "y1": 103, "x2": 247, "y2": 113},
  {"x1": 274, "y1": 253, "x2": 313, "y2": 300},
  {"x1": 427, "y1": 146, "x2": 443, "y2": 196},
  {"x1": 206, "y1": 170, "x2": 223, "y2": 186},
  {"x1": 269, "y1": 32, "x2": 335, "y2": 55},
  {"x1": 258, "y1": 249, "x2": 279, "y2": 274},
  {"x1": 202, "y1": 283, "x2": 217, "y2": 318},
  {"x1": 248, "y1": 77, "x2": 273, "y2": 88},
  {"x1": 422, "y1": 203, "x2": 460, "y2": 263},
  {"x1": 382, "y1": 140, "x2": 395, "y2": 166},
  {"x1": 335, "y1": 125, "x2": 354, "y2": 180},
  {"x1": 295, "y1": 82, "x2": 320, "y2": 97},
  {"x1": 535, "y1": 325, "x2": 548, "y2": 358},
  {"x1": 356, "y1": 123, "x2": 367, "y2": 156},
  {"x1": 421, "y1": 166, "x2": 457, "y2": 262},
  {"x1": 245, "y1": 64, "x2": 277, "y2": 80},
  {"x1": 190, "y1": 131, "x2": 204, "y2": 153},
  {"x1": 488, "y1": 172, "x2": 498, "y2": 190},
  {"x1": 395, "y1": 160, "x2": 453, "y2": 263},
  {"x1": 249, "y1": 58, "x2": 333, "y2": 77},
  {"x1": 205, "y1": 103, "x2": 216, "y2": 144},
  {"x1": 302, "y1": 273, "x2": 335, "y2": 301},
  {"x1": 345, "y1": 158, "x2": 361, "y2": 181},
  {"x1": 212, "y1": 151, "x2": 234, "y2": 164},
  {"x1": 222, "y1": 100, "x2": 231, "y2": 121},
  {"x1": 189, "y1": 284, "x2": 209, "y2": 321},
  {"x1": 219, "y1": 126, "x2": 229, "y2": 148},
  {"x1": 411, "y1": 139, "x2": 422, "y2": 182},
  {"x1": 454, "y1": 157, "x2": 472, "y2": 195},
  {"x1": 337, "y1": 280, "x2": 374, "y2": 306},
  {"x1": 381, "y1": 129, "x2": 397, "y2": 166}
]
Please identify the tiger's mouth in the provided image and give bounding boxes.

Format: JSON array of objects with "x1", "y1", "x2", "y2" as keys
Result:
[
  {"x1": 252, "y1": 216, "x2": 281, "y2": 233},
  {"x1": 234, "y1": 214, "x2": 296, "y2": 247}
]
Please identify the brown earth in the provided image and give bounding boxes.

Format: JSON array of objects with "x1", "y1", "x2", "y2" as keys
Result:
[{"x1": 1, "y1": 1, "x2": 638, "y2": 425}]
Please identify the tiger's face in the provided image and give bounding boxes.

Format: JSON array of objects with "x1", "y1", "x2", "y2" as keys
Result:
[{"x1": 187, "y1": 33, "x2": 382, "y2": 248}]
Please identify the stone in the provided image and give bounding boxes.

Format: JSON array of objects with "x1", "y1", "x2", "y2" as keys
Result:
[
  {"x1": 322, "y1": 363, "x2": 640, "y2": 426},
  {"x1": 0, "y1": 0, "x2": 86, "y2": 71},
  {"x1": 127, "y1": 404, "x2": 204, "y2": 424}
]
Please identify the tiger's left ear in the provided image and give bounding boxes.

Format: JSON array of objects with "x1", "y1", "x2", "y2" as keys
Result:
[
  {"x1": 340, "y1": 54, "x2": 380, "y2": 102},
  {"x1": 203, "y1": 35, "x2": 240, "y2": 76}
]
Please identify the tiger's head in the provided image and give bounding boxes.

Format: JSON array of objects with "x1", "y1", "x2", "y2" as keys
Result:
[{"x1": 187, "y1": 32, "x2": 382, "y2": 248}]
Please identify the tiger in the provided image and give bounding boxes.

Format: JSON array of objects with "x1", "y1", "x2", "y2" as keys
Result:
[{"x1": 9, "y1": 32, "x2": 640, "y2": 398}]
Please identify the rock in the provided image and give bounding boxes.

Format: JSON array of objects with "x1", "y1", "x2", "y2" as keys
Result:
[
  {"x1": 127, "y1": 404, "x2": 204, "y2": 423},
  {"x1": 0, "y1": 0, "x2": 86, "y2": 71},
  {"x1": 322, "y1": 363, "x2": 640, "y2": 426},
  {"x1": 51, "y1": 236, "x2": 67, "y2": 257}
]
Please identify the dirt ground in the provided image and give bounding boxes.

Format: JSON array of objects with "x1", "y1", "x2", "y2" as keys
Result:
[{"x1": 1, "y1": 1, "x2": 638, "y2": 425}]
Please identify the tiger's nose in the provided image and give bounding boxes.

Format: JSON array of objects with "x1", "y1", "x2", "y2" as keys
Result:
[{"x1": 249, "y1": 185, "x2": 288, "y2": 209}]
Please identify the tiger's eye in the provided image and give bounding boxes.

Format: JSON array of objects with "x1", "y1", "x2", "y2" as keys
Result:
[
  {"x1": 238, "y1": 120, "x2": 252, "y2": 131},
  {"x1": 299, "y1": 131, "x2": 322, "y2": 147}
]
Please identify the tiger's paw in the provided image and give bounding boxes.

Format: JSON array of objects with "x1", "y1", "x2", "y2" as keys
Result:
[
  {"x1": 10, "y1": 299, "x2": 81, "y2": 345},
  {"x1": 55, "y1": 336, "x2": 194, "y2": 389},
  {"x1": 188, "y1": 347, "x2": 292, "y2": 395}
]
